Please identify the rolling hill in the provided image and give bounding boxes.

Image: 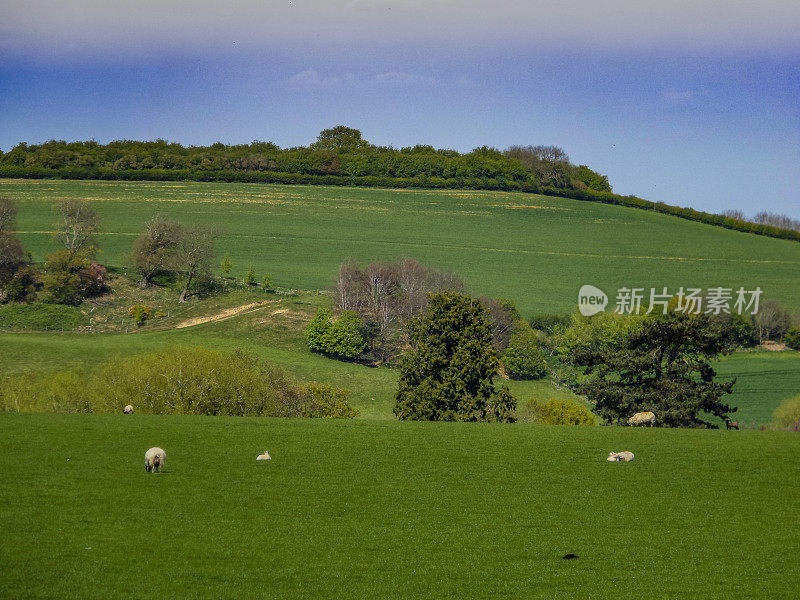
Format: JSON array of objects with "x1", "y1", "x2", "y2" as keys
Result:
[{"x1": 3, "y1": 178, "x2": 799, "y2": 316}]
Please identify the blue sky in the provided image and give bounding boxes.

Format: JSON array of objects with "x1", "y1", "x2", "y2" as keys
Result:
[{"x1": 1, "y1": 1, "x2": 798, "y2": 218}]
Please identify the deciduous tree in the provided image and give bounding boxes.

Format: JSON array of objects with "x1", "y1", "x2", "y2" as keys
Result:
[
  {"x1": 130, "y1": 215, "x2": 183, "y2": 288},
  {"x1": 170, "y1": 224, "x2": 216, "y2": 302},
  {"x1": 54, "y1": 199, "x2": 99, "y2": 254}
]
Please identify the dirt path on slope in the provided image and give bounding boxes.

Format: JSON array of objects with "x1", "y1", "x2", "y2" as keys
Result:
[{"x1": 175, "y1": 300, "x2": 278, "y2": 329}]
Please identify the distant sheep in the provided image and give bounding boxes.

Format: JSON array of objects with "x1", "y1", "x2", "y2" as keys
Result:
[
  {"x1": 256, "y1": 451, "x2": 271, "y2": 461},
  {"x1": 123, "y1": 405, "x2": 134, "y2": 414},
  {"x1": 145, "y1": 447, "x2": 166, "y2": 472},
  {"x1": 607, "y1": 451, "x2": 635, "y2": 462},
  {"x1": 724, "y1": 419, "x2": 740, "y2": 430},
  {"x1": 627, "y1": 411, "x2": 655, "y2": 427}
]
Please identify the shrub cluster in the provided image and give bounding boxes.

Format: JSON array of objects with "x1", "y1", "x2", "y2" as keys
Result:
[
  {"x1": 305, "y1": 308, "x2": 368, "y2": 359},
  {"x1": 526, "y1": 398, "x2": 597, "y2": 426},
  {"x1": 502, "y1": 322, "x2": 547, "y2": 380},
  {"x1": 128, "y1": 304, "x2": 153, "y2": 325},
  {"x1": 0, "y1": 347, "x2": 358, "y2": 418}
]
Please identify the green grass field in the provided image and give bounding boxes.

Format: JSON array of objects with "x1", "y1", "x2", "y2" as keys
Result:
[
  {"x1": 3, "y1": 178, "x2": 800, "y2": 315},
  {"x1": 1, "y1": 413, "x2": 798, "y2": 599},
  {"x1": 1, "y1": 179, "x2": 799, "y2": 598}
]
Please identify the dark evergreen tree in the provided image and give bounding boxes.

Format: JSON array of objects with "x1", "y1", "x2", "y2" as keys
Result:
[
  {"x1": 394, "y1": 291, "x2": 516, "y2": 422},
  {"x1": 572, "y1": 308, "x2": 738, "y2": 427}
]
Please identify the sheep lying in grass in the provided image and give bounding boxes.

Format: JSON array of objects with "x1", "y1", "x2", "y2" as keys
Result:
[
  {"x1": 145, "y1": 447, "x2": 166, "y2": 472},
  {"x1": 627, "y1": 411, "x2": 655, "y2": 427},
  {"x1": 256, "y1": 451, "x2": 271, "y2": 461},
  {"x1": 123, "y1": 405, "x2": 134, "y2": 414},
  {"x1": 607, "y1": 451, "x2": 635, "y2": 462}
]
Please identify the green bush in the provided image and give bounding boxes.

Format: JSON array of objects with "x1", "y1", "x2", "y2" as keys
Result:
[
  {"x1": 0, "y1": 371, "x2": 92, "y2": 413},
  {"x1": 4, "y1": 266, "x2": 40, "y2": 303},
  {"x1": 785, "y1": 327, "x2": 800, "y2": 351},
  {"x1": 323, "y1": 310, "x2": 367, "y2": 359},
  {"x1": 305, "y1": 308, "x2": 333, "y2": 352},
  {"x1": 245, "y1": 265, "x2": 257, "y2": 285},
  {"x1": 502, "y1": 323, "x2": 547, "y2": 379},
  {"x1": 300, "y1": 384, "x2": 360, "y2": 419},
  {"x1": 526, "y1": 398, "x2": 597, "y2": 425},
  {"x1": 0, "y1": 347, "x2": 352, "y2": 418},
  {"x1": 128, "y1": 304, "x2": 152, "y2": 326},
  {"x1": 773, "y1": 394, "x2": 800, "y2": 430},
  {"x1": 555, "y1": 311, "x2": 643, "y2": 358},
  {"x1": 41, "y1": 248, "x2": 103, "y2": 305},
  {"x1": 41, "y1": 270, "x2": 83, "y2": 305},
  {"x1": 305, "y1": 309, "x2": 367, "y2": 359},
  {"x1": 0, "y1": 303, "x2": 88, "y2": 330}
]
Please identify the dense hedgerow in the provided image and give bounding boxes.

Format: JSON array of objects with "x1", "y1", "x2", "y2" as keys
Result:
[{"x1": 0, "y1": 347, "x2": 358, "y2": 418}]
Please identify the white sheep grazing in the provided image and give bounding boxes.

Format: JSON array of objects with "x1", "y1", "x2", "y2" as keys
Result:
[
  {"x1": 123, "y1": 405, "x2": 134, "y2": 414},
  {"x1": 607, "y1": 451, "x2": 635, "y2": 462},
  {"x1": 145, "y1": 447, "x2": 166, "y2": 472},
  {"x1": 627, "y1": 411, "x2": 656, "y2": 427},
  {"x1": 256, "y1": 451, "x2": 271, "y2": 461}
]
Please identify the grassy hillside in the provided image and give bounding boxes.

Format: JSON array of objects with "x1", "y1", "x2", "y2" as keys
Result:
[
  {"x1": 3, "y1": 178, "x2": 800, "y2": 315},
  {"x1": 1, "y1": 413, "x2": 798, "y2": 599},
  {"x1": 1, "y1": 283, "x2": 797, "y2": 423}
]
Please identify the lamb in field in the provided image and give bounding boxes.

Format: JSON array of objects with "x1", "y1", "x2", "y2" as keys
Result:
[
  {"x1": 145, "y1": 447, "x2": 166, "y2": 472},
  {"x1": 123, "y1": 405, "x2": 134, "y2": 414},
  {"x1": 607, "y1": 451, "x2": 635, "y2": 462},
  {"x1": 627, "y1": 411, "x2": 655, "y2": 427},
  {"x1": 256, "y1": 451, "x2": 271, "y2": 461}
]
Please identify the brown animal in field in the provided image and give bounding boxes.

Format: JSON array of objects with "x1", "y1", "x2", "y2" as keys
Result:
[{"x1": 724, "y1": 419, "x2": 740, "y2": 430}]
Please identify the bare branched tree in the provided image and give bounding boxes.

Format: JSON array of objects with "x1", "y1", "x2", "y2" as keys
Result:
[
  {"x1": 332, "y1": 258, "x2": 464, "y2": 360},
  {"x1": 753, "y1": 211, "x2": 800, "y2": 233},
  {"x1": 752, "y1": 300, "x2": 792, "y2": 343},
  {"x1": 721, "y1": 209, "x2": 746, "y2": 221},
  {"x1": 54, "y1": 199, "x2": 100, "y2": 253},
  {"x1": 169, "y1": 224, "x2": 216, "y2": 302}
]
